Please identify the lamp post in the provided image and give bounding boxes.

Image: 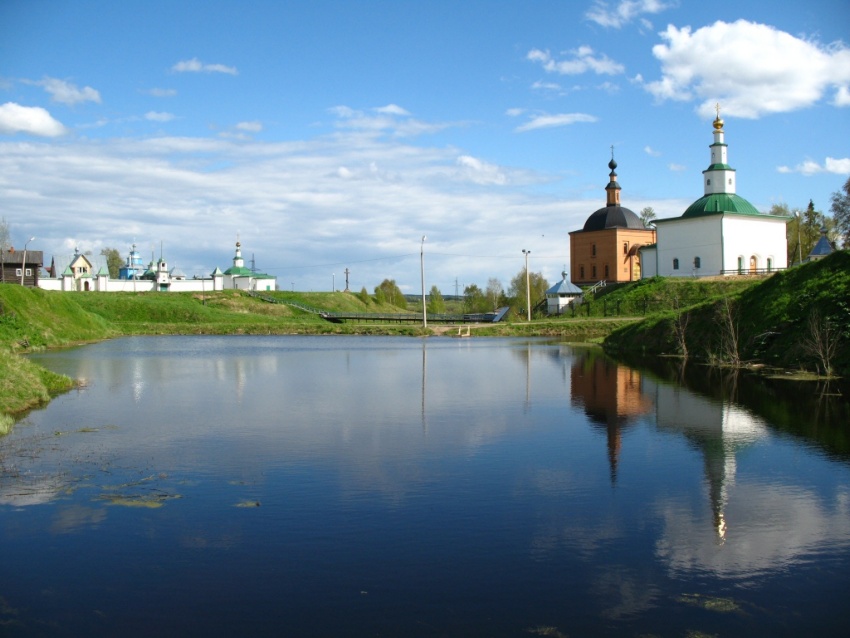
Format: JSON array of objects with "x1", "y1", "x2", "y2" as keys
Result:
[
  {"x1": 522, "y1": 249, "x2": 531, "y2": 321},
  {"x1": 332, "y1": 273, "x2": 335, "y2": 292},
  {"x1": 21, "y1": 236, "x2": 35, "y2": 287},
  {"x1": 795, "y1": 211, "x2": 802, "y2": 265},
  {"x1": 420, "y1": 235, "x2": 427, "y2": 328}
]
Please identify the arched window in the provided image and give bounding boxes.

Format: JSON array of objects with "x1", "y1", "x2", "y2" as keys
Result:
[
  {"x1": 592, "y1": 265, "x2": 597, "y2": 278},
  {"x1": 623, "y1": 242, "x2": 628, "y2": 255},
  {"x1": 604, "y1": 264, "x2": 609, "y2": 278},
  {"x1": 673, "y1": 258, "x2": 679, "y2": 270},
  {"x1": 580, "y1": 265, "x2": 585, "y2": 279},
  {"x1": 767, "y1": 257, "x2": 773, "y2": 272},
  {"x1": 737, "y1": 256, "x2": 744, "y2": 274},
  {"x1": 591, "y1": 244, "x2": 596, "y2": 257},
  {"x1": 693, "y1": 256, "x2": 701, "y2": 269}
]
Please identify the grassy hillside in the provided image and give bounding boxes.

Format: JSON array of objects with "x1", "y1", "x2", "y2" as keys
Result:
[{"x1": 603, "y1": 251, "x2": 850, "y2": 376}]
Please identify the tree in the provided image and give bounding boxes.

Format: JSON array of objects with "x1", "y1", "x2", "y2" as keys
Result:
[
  {"x1": 508, "y1": 268, "x2": 550, "y2": 318},
  {"x1": 374, "y1": 279, "x2": 407, "y2": 309},
  {"x1": 0, "y1": 217, "x2": 9, "y2": 284},
  {"x1": 427, "y1": 285, "x2": 446, "y2": 314},
  {"x1": 830, "y1": 176, "x2": 850, "y2": 248},
  {"x1": 357, "y1": 286, "x2": 371, "y2": 305},
  {"x1": 463, "y1": 284, "x2": 489, "y2": 313},
  {"x1": 0, "y1": 217, "x2": 10, "y2": 251},
  {"x1": 101, "y1": 247, "x2": 123, "y2": 279},
  {"x1": 639, "y1": 206, "x2": 656, "y2": 228},
  {"x1": 485, "y1": 278, "x2": 503, "y2": 310}
]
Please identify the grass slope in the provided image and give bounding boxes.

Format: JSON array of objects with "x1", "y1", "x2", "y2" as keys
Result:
[{"x1": 603, "y1": 251, "x2": 850, "y2": 376}]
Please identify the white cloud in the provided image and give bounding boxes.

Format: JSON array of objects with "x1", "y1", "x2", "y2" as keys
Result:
[
  {"x1": 36, "y1": 77, "x2": 101, "y2": 105},
  {"x1": 645, "y1": 20, "x2": 850, "y2": 119},
  {"x1": 374, "y1": 104, "x2": 410, "y2": 116},
  {"x1": 668, "y1": 163, "x2": 686, "y2": 171},
  {"x1": 777, "y1": 157, "x2": 850, "y2": 175},
  {"x1": 531, "y1": 80, "x2": 562, "y2": 91},
  {"x1": 329, "y1": 104, "x2": 457, "y2": 138},
  {"x1": 172, "y1": 58, "x2": 238, "y2": 75},
  {"x1": 455, "y1": 155, "x2": 508, "y2": 185},
  {"x1": 515, "y1": 112, "x2": 598, "y2": 132},
  {"x1": 236, "y1": 121, "x2": 263, "y2": 132},
  {"x1": 644, "y1": 146, "x2": 661, "y2": 157},
  {"x1": 0, "y1": 102, "x2": 67, "y2": 136},
  {"x1": 505, "y1": 108, "x2": 525, "y2": 117},
  {"x1": 147, "y1": 88, "x2": 177, "y2": 98},
  {"x1": 527, "y1": 46, "x2": 625, "y2": 76},
  {"x1": 834, "y1": 86, "x2": 850, "y2": 107},
  {"x1": 586, "y1": 0, "x2": 675, "y2": 29},
  {"x1": 145, "y1": 111, "x2": 175, "y2": 122}
]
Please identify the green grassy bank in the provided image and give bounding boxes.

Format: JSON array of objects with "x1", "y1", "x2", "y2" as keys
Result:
[{"x1": 604, "y1": 251, "x2": 850, "y2": 376}]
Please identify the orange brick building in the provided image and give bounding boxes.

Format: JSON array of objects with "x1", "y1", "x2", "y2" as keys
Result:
[{"x1": 569, "y1": 158, "x2": 655, "y2": 286}]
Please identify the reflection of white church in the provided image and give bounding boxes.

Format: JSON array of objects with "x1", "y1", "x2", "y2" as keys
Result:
[
  {"x1": 641, "y1": 110, "x2": 789, "y2": 278},
  {"x1": 39, "y1": 240, "x2": 276, "y2": 293}
]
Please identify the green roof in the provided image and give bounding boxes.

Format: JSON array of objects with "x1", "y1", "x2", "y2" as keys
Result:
[
  {"x1": 223, "y1": 266, "x2": 254, "y2": 276},
  {"x1": 680, "y1": 193, "x2": 761, "y2": 219}
]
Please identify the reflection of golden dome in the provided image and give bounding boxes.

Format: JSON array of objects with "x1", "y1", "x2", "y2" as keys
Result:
[{"x1": 713, "y1": 116, "x2": 724, "y2": 130}]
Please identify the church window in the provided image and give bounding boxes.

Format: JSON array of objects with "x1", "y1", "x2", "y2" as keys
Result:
[
  {"x1": 673, "y1": 258, "x2": 679, "y2": 270},
  {"x1": 580, "y1": 265, "x2": 585, "y2": 279},
  {"x1": 737, "y1": 256, "x2": 744, "y2": 274},
  {"x1": 728, "y1": 178, "x2": 732, "y2": 185},
  {"x1": 706, "y1": 179, "x2": 711, "y2": 186},
  {"x1": 591, "y1": 244, "x2": 596, "y2": 257},
  {"x1": 693, "y1": 257, "x2": 701, "y2": 269},
  {"x1": 604, "y1": 264, "x2": 609, "y2": 278},
  {"x1": 592, "y1": 265, "x2": 597, "y2": 278},
  {"x1": 623, "y1": 242, "x2": 628, "y2": 254},
  {"x1": 767, "y1": 257, "x2": 773, "y2": 272}
]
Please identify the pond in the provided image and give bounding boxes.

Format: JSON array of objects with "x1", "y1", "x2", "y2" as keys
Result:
[{"x1": 3, "y1": 336, "x2": 849, "y2": 636}]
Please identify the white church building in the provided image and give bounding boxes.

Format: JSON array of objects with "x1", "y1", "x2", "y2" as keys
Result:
[{"x1": 640, "y1": 110, "x2": 789, "y2": 278}]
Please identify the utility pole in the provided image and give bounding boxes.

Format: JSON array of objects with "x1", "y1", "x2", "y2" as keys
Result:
[
  {"x1": 522, "y1": 249, "x2": 531, "y2": 321},
  {"x1": 420, "y1": 236, "x2": 427, "y2": 328}
]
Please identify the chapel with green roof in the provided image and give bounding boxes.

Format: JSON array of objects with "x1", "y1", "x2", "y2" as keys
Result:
[{"x1": 640, "y1": 107, "x2": 789, "y2": 277}]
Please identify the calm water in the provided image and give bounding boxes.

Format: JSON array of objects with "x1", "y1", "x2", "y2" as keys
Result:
[{"x1": 3, "y1": 336, "x2": 849, "y2": 636}]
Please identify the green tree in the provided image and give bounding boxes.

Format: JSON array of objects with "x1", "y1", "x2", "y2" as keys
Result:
[
  {"x1": 830, "y1": 176, "x2": 850, "y2": 248},
  {"x1": 357, "y1": 286, "x2": 371, "y2": 305},
  {"x1": 463, "y1": 284, "x2": 488, "y2": 313},
  {"x1": 640, "y1": 206, "x2": 656, "y2": 228},
  {"x1": 508, "y1": 268, "x2": 550, "y2": 318},
  {"x1": 374, "y1": 279, "x2": 407, "y2": 309},
  {"x1": 101, "y1": 247, "x2": 123, "y2": 279},
  {"x1": 427, "y1": 285, "x2": 446, "y2": 314}
]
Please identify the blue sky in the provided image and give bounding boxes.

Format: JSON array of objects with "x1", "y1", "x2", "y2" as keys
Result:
[{"x1": 1, "y1": 0, "x2": 848, "y2": 293}]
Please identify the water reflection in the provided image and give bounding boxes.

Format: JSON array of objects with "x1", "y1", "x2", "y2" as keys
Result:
[{"x1": 4, "y1": 336, "x2": 848, "y2": 635}]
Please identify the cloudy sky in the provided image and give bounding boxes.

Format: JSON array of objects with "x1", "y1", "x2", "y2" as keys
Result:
[{"x1": 1, "y1": 0, "x2": 848, "y2": 293}]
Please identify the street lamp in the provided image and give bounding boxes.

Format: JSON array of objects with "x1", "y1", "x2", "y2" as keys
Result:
[
  {"x1": 420, "y1": 235, "x2": 427, "y2": 328},
  {"x1": 332, "y1": 273, "x2": 335, "y2": 292},
  {"x1": 522, "y1": 249, "x2": 531, "y2": 321},
  {"x1": 21, "y1": 236, "x2": 35, "y2": 286}
]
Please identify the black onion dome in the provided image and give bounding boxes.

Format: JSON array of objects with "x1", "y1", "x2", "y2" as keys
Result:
[{"x1": 582, "y1": 205, "x2": 643, "y2": 232}]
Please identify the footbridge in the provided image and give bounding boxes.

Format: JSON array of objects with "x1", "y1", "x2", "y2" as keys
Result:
[{"x1": 248, "y1": 292, "x2": 511, "y2": 324}]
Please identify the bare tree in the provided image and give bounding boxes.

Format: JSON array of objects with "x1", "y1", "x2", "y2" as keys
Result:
[
  {"x1": 640, "y1": 206, "x2": 656, "y2": 228},
  {"x1": 672, "y1": 297, "x2": 690, "y2": 359},
  {"x1": 485, "y1": 278, "x2": 503, "y2": 310},
  {"x1": 716, "y1": 296, "x2": 741, "y2": 366},
  {"x1": 800, "y1": 308, "x2": 842, "y2": 377}
]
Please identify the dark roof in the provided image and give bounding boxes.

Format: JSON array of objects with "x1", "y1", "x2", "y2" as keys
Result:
[
  {"x1": 808, "y1": 232, "x2": 834, "y2": 258},
  {"x1": 582, "y1": 205, "x2": 643, "y2": 232},
  {"x1": 1, "y1": 250, "x2": 43, "y2": 265}
]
